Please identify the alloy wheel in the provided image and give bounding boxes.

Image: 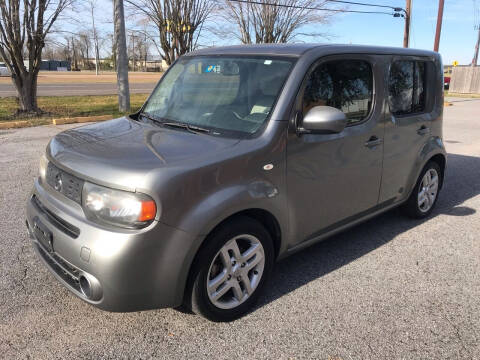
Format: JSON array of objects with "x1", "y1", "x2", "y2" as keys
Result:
[
  {"x1": 417, "y1": 168, "x2": 439, "y2": 213},
  {"x1": 206, "y1": 234, "x2": 265, "y2": 310}
]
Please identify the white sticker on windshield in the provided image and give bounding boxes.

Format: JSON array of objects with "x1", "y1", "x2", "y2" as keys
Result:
[{"x1": 264, "y1": 60, "x2": 272, "y2": 65}]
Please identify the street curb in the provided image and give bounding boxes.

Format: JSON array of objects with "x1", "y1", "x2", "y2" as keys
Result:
[
  {"x1": 0, "y1": 120, "x2": 29, "y2": 129},
  {"x1": 52, "y1": 115, "x2": 113, "y2": 125}
]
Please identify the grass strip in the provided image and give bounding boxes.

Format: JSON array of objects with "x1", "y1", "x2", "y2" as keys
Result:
[{"x1": 0, "y1": 94, "x2": 149, "y2": 124}]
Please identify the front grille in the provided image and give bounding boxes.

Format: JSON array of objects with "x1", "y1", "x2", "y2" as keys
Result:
[
  {"x1": 46, "y1": 162, "x2": 84, "y2": 204},
  {"x1": 31, "y1": 195, "x2": 80, "y2": 238},
  {"x1": 34, "y1": 241, "x2": 81, "y2": 292}
]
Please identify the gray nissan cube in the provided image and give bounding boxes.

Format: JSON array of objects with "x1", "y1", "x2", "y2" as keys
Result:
[{"x1": 26, "y1": 44, "x2": 446, "y2": 322}]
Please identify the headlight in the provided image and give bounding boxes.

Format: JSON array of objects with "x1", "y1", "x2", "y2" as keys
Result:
[
  {"x1": 82, "y1": 182, "x2": 157, "y2": 228},
  {"x1": 39, "y1": 154, "x2": 48, "y2": 179}
]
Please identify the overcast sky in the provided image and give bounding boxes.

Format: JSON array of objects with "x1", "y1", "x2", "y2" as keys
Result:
[{"x1": 86, "y1": 0, "x2": 478, "y2": 65}]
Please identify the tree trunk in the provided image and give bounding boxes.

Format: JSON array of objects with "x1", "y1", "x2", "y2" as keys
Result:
[
  {"x1": 13, "y1": 73, "x2": 39, "y2": 114},
  {"x1": 95, "y1": 43, "x2": 100, "y2": 75}
]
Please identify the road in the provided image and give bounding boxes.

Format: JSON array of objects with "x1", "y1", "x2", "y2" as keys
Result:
[
  {"x1": 0, "y1": 82, "x2": 157, "y2": 97},
  {"x1": 0, "y1": 99, "x2": 479, "y2": 359}
]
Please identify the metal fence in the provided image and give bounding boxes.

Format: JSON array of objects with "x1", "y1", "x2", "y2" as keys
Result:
[{"x1": 449, "y1": 66, "x2": 480, "y2": 94}]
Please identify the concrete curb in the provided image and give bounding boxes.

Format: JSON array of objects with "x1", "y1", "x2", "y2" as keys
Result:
[
  {"x1": 52, "y1": 114, "x2": 113, "y2": 125},
  {"x1": 0, "y1": 120, "x2": 29, "y2": 129},
  {"x1": 0, "y1": 114, "x2": 113, "y2": 130}
]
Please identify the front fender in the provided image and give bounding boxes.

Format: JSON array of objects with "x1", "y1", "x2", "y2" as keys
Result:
[
  {"x1": 177, "y1": 179, "x2": 287, "y2": 237},
  {"x1": 169, "y1": 181, "x2": 288, "y2": 305}
]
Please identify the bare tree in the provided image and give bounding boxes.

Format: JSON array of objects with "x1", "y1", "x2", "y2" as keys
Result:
[
  {"x1": 0, "y1": 0, "x2": 72, "y2": 114},
  {"x1": 78, "y1": 32, "x2": 92, "y2": 69},
  {"x1": 126, "y1": 0, "x2": 213, "y2": 65},
  {"x1": 114, "y1": 0, "x2": 130, "y2": 111},
  {"x1": 128, "y1": 31, "x2": 148, "y2": 71},
  {"x1": 221, "y1": 0, "x2": 333, "y2": 44},
  {"x1": 106, "y1": 32, "x2": 117, "y2": 70}
]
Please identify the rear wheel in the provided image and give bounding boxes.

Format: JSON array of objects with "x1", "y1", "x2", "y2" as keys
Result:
[
  {"x1": 185, "y1": 217, "x2": 274, "y2": 322},
  {"x1": 402, "y1": 161, "x2": 442, "y2": 218}
]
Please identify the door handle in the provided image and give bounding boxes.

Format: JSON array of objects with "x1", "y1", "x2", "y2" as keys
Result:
[
  {"x1": 417, "y1": 125, "x2": 430, "y2": 135},
  {"x1": 364, "y1": 136, "x2": 383, "y2": 148}
]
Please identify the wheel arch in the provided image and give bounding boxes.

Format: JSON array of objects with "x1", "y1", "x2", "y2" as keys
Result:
[
  {"x1": 405, "y1": 137, "x2": 446, "y2": 199},
  {"x1": 181, "y1": 208, "x2": 282, "y2": 306},
  {"x1": 429, "y1": 153, "x2": 446, "y2": 188}
]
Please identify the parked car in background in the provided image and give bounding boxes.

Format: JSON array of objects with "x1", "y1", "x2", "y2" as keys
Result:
[
  {"x1": 26, "y1": 44, "x2": 446, "y2": 322},
  {"x1": 0, "y1": 63, "x2": 11, "y2": 77},
  {"x1": 444, "y1": 76, "x2": 450, "y2": 89}
]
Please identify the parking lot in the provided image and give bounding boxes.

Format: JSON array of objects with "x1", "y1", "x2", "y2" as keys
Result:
[{"x1": 0, "y1": 98, "x2": 479, "y2": 359}]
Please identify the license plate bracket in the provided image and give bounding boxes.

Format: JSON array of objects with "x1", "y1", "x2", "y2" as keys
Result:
[{"x1": 33, "y1": 218, "x2": 53, "y2": 252}]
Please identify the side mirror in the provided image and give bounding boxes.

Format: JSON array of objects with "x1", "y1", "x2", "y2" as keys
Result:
[{"x1": 299, "y1": 106, "x2": 347, "y2": 135}]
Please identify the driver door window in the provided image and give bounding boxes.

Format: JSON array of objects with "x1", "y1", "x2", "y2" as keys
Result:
[{"x1": 303, "y1": 59, "x2": 373, "y2": 125}]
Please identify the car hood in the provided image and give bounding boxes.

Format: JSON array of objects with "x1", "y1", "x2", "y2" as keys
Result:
[{"x1": 47, "y1": 117, "x2": 241, "y2": 191}]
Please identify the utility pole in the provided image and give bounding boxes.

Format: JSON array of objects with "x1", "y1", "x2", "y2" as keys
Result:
[
  {"x1": 403, "y1": 0, "x2": 411, "y2": 48},
  {"x1": 473, "y1": 27, "x2": 480, "y2": 66},
  {"x1": 144, "y1": 32, "x2": 147, "y2": 72},
  {"x1": 434, "y1": 0, "x2": 445, "y2": 52},
  {"x1": 71, "y1": 36, "x2": 78, "y2": 71},
  {"x1": 114, "y1": 0, "x2": 130, "y2": 112},
  {"x1": 91, "y1": 1, "x2": 100, "y2": 76},
  {"x1": 132, "y1": 34, "x2": 136, "y2": 72}
]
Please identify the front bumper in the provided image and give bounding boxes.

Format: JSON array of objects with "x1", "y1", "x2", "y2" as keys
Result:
[{"x1": 26, "y1": 178, "x2": 198, "y2": 312}]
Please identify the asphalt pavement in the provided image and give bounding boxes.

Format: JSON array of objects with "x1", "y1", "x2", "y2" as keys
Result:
[
  {"x1": 0, "y1": 99, "x2": 479, "y2": 359},
  {"x1": 0, "y1": 82, "x2": 156, "y2": 97}
]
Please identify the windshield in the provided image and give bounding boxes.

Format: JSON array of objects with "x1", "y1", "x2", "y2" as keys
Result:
[{"x1": 142, "y1": 56, "x2": 294, "y2": 136}]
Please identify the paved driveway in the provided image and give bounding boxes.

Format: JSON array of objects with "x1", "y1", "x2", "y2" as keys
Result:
[{"x1": 0, "y1": 100, "x2": 479, "y2": 359}]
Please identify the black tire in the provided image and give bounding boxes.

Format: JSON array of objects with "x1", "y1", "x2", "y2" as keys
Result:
[
  {"x1": 184, "y1": 216, "x2": 274, "y2": 322},
  {"x1": 402, "y1": 161, "x2": 442, "y2": 219}
]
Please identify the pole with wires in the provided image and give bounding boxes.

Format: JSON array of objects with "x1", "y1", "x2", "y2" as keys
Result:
[
  {"x1": 403, "y1": 0, "x2": 411, "y2": 48},
  {"x1": 473, "y1": 26, "x2": 480, "y2": 66},
  {"x1": 114, "y1": 0, "x2": 130, "y2": 112},
  {"x1": 433, "y1": 0, "x2": 444, "y2": 52}
]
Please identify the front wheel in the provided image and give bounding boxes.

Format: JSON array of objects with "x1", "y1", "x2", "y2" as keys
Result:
[
  {"x1": 402, "y1": 161, "x2": 442, "y2": 218},
  {"x1": 185, "y1": 217, "x2": 274, "y2": 322}
]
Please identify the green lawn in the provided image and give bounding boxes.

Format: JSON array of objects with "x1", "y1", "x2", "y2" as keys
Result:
[{"x1": 0, "y1": 94, "x2": 149, "y2": 123}]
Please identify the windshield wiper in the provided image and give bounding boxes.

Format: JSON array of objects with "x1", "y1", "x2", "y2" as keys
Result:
[
  {"x1": 140, "y1": 112, "x2": 160, "y2": 123},
  {"x1": 140, "y1": 113, "x2": 210, "y2": 134},
  {"x1": 162, "y1": 122, "x2": 210, "y2": 134}
]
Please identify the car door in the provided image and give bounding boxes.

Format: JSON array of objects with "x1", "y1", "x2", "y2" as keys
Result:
[
  {"x1": 380, "y1": 57, "x2": 432, "y2": 203},
  {"x1": 286, "y1": 55, "x2": 386, "y2": 247}
]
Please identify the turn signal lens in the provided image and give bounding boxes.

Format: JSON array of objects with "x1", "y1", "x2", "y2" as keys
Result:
[{"x1": 139, "y1": 200, "x2": 156, "y2": 222}]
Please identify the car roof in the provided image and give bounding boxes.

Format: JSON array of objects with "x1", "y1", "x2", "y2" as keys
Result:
[{"x1": 186, "y1": 43, "x2": 437, "y2": 58}]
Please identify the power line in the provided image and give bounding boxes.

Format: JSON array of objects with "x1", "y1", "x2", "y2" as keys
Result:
[
  {"x1": 324, "y1": 0, "x2": 404, "y2": 12},
  {"x1": 226, "y1": 0, "x2": 402, "y2": 16}
]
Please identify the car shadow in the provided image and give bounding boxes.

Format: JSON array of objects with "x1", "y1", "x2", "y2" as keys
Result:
[{"x1": 257, "y1": 153, "x2": 479, "y2": 309}]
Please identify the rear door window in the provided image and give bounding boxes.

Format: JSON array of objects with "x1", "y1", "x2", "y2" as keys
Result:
[{"x1": 388, "y1": 60, "x2": 426, "y2": 115}]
